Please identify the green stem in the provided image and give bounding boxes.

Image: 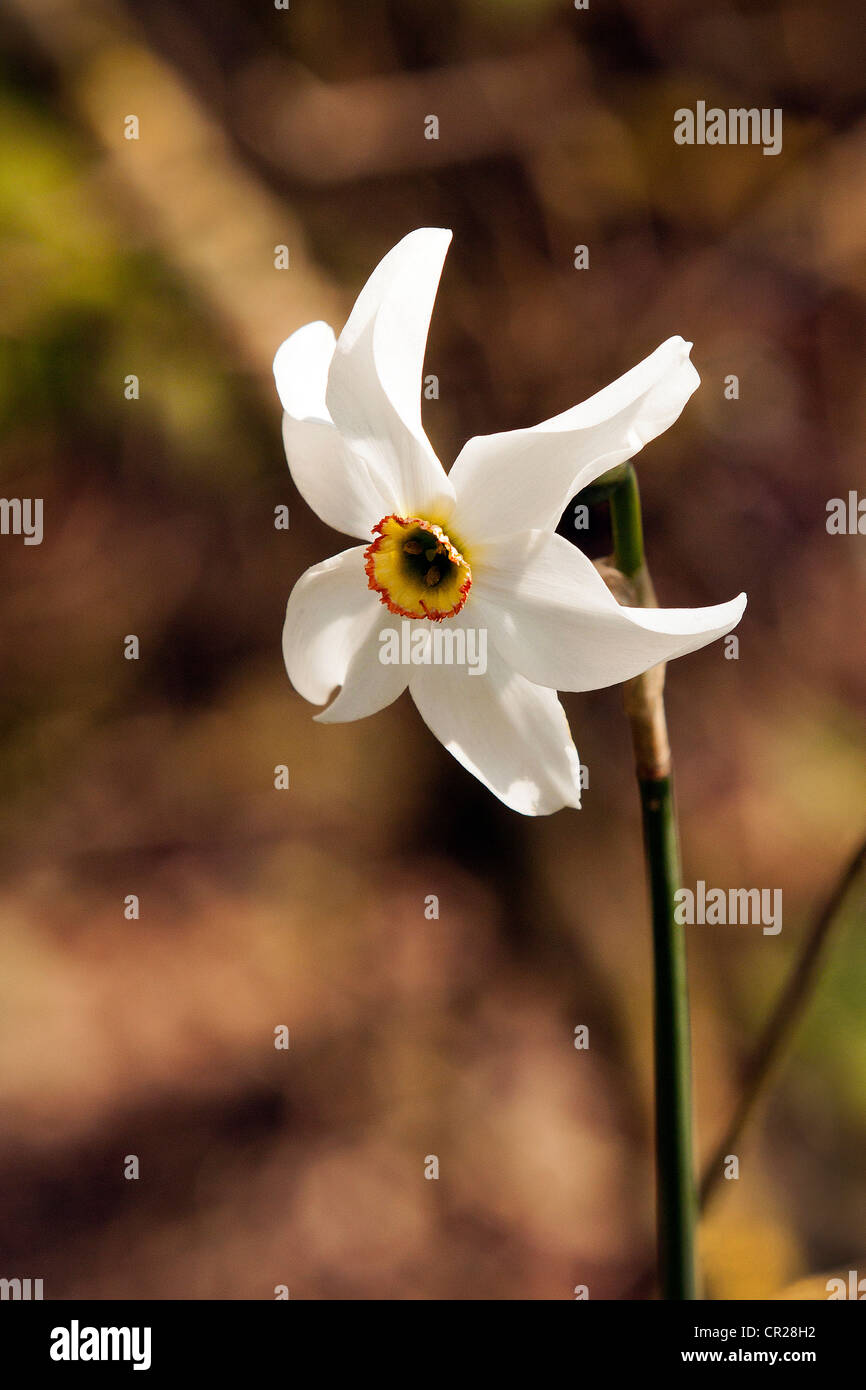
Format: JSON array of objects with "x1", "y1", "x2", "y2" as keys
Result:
[
  {"x1": 609, "y1": 462, "x2": 645, "y2": 579},
  {"x1": 607, "y1": 462, "x2": 698, "y2": 1300},
  {"x1": 640, "y1": 777, "x2": 697, "y2": 1299}
]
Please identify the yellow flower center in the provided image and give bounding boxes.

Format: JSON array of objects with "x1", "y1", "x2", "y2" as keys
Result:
[{"x1": 364, "y1": 515, "x2": 472, "y2": 621}]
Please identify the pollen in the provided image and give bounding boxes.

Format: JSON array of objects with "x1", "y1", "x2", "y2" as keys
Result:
[{"x1": 364, "y1": 515, "x2": 472, "y2": 620}]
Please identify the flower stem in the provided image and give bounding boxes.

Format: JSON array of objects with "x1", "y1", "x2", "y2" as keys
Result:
[
  {"x1": 639, "y1": 776, "x2": 697, "y2": 1299},
  {"x1": 609, "y1": 461, "x2": 645, "y2": 581},
  {"x1": 608, "y1": 463, "x2": 698, "y2": 1300}
]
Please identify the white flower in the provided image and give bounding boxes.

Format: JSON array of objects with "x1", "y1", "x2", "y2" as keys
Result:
[{"x1": 274, "y1": 229, "x2": 746, "y2": 816}]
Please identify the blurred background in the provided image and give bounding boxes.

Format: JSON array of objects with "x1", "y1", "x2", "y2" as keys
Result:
[{"x1": 0, "y1": 0, "x2": 864, "y2": 1300}]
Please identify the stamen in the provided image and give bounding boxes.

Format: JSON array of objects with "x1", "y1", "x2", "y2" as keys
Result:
[{"x1": 364, "y1": 515, "x2": 472, "y2": 621}]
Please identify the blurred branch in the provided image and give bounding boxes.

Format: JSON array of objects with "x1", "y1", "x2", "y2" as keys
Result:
[
  {"x1": 6, "y1": 0, "x2": 343, "y2": 384},
  {"x1": 699, "y1": 829, "x2": 866, "y2": 1208},
  {"x1": 624, "y1": 831, "x2": 866, "y2": 1298},
  {"x1": 232, "y1": 45, "x2": 590, "y2": 184}
]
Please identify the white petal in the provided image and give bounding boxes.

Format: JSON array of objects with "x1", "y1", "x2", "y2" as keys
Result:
[
  {"x1": 282, "y1": 546, "x2": 383, "y2": 705},
  {"x1": 280, "y1": 413, "x2": 393, "y2": 540},
  {"x1": 315, "y1": 610, "x2": 412, "y2": 723},
  {"x1": 450, "y1": 337, "x2": 700, "y2": 543},
  {"x1": 274, "y1": 322, "x2": 395, "y2": 538},
  {"x1": 473, "y1": 530, "x2": 746, "y2": 692},
  {"x1": 409, "y1": 645, "x2": 583, "y2": 816},
  {"x1": 274, "y1": 320, "x2": 336, "y2": 420},
  {"x1": 326, "y1": 229, "x2": 456, "y2": 518}
]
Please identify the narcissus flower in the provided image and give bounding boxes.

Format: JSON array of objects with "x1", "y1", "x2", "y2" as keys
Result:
[{"x1": 275, "y1": 229, "x2": 745, "y2": 815}]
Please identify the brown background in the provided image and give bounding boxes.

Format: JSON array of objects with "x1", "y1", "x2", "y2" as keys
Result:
[{"x1": 0, "y1": 0, "x2": 864, "y2": 1299}]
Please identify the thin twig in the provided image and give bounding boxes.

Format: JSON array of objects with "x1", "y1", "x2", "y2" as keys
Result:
[
  {"x1": 699, "y1": 832, "x2": 866, "y2": 1207},
  {"x1": 623, "y1": 832, "x2": 866, "y2": 1297}
]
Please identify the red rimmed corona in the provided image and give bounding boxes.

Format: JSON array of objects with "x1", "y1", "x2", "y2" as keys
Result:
[{"x1": 364, "y1": 515, "x2": 472, "y2": 621}]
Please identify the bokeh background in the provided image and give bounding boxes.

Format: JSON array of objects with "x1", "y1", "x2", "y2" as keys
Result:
[{"x1": 1, "y1": 0, "x2": 864, "y2": 1300}]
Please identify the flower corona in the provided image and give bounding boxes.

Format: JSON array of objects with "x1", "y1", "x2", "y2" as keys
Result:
[{"x1": 364, "y1": 515, "x2": 472, "y2": 621}]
